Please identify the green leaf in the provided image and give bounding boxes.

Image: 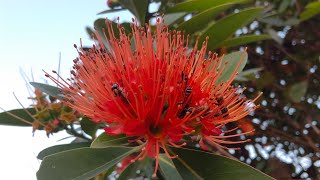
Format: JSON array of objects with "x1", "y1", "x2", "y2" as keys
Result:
[
  {"x1": 176, "y1": 3, "x2": 234, "y2": 34},
  {"x1": 239, "y1": 67, "x2": 263, "y2": 76},
  {"x1": 235, "y1": 67, "x2": 263, "y2": 81},
  {"x1": 118, "y1": 156, "x2": 154, "y2": 180},
  {"x1": 159, "y1": 154, "x2": 183, "y2": 180},
  {"x1": 37, "y1": 146, "x2": 138, "y2": 180},
  {"x1": 93, "y1": 18, "x2": 131, "y2": 37},
  {"x1": 89, "y1": 19, "x2": 132, "y2": 48},
  {"x1": 97, "y1": 8, "x2": 125, "y2": 15},
  {"x1": 91, "y1": 132, "x2": 129, "y2": 148},
  {"x1": 171, "y1": 147, "x2": 274, "y2": 180},
  {"x1": 259, "y1": 17, "x2": 300, "y2": 27},
  {"x1": 37, "y1": 142, "x2": 91, "y2": 160},
  {"x1": 216, "y1": 51, "x2": 248, "y2": 84},
  {"x1": 278, "y1": 0, "x2": 291, "y2": 13},
  {"x1": 200, "y1": 7, "x2": 263, "y2": 50},
  {"x1": 166, "y1": 0, "x2": 249, "y2": 13},
  {"x1": 80, "y1": 117, "x2": 99, "y2": 138},
  {"x1": 164, "y1": 12, "x2": 187, "y2": 25},
  {"x1": 213, "y1": 34, "x2": 271, "y2": 49},
  {"x1": 119, "y1": 0, "x2": 148, "y2": 24},
  {"x1": 30, "y1": 82, "x2": 63, "y2": 100},
  {"x1": 288, "y1": 81, "x2": 308, "y2": 103},
  {"x1": 300, "y1": 2, "x2": 320, "y2": 21},
  {"x1": 0, "y1": 108, "x2": 36, "y2": 126}
]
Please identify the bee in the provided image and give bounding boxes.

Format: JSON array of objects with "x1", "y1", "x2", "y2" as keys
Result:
[
  {"x1": 178, "y1": 71, "x2": 192, "y2": 105},
  {"x1": 182, "y1": 72, "x2": 192, "y2": 98},
  {"x1": 181, "y1": 71, "x2": 189, "y2": 84},
  {"x1": 111, "y1": 83, "x2": 121, "y2": 97},
  {"x1": 178, "y1": 104, "x2": 193, "y2": 118},
  {"x1": 177, "y1": 71, "x2": 194, "y2": 117},
  {"x1": 185, "y1": 86, "x2": 192, "y2": 96},
  {"x1": 185, "y1": 106, "x2": 193, "y2": 115},
  {"x1": 213, "y1": 96, "x2": 229, "y2": 118},
  {"x1": 111, "y1": 83, "x2": 129, "y2": 104}
]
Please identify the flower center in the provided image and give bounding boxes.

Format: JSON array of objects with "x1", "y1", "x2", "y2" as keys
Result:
[{"x1": 149, "y1": 124, "x2": 162, "y2": 138}]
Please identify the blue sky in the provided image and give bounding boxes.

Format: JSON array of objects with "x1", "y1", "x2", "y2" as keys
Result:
[{"x1": 0, "y1": 1, "x2": 133, "y2": 179}]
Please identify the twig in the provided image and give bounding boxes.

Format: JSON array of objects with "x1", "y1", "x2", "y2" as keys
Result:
[
  {"x1": 12, "y1": 92, "x2": 44, "y2": 126},
  {"x1": 65, "y1": 124, "x2": 91, "y2": 141},
  {"x1": 307, "y1": 114, "x2": 320, "y2": 135}
]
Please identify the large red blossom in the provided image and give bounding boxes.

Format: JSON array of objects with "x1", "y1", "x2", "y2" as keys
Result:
[{"x1": 46, "y1": 18, "x2": 260, "y2": 177}]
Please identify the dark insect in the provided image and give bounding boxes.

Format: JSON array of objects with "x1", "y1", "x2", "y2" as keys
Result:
[
  {"x1": 185, "y1": 86, "x2": 192, "y2": 95},
  {"x1": 111, "y1": 83, "x2": 129, "y2": 104},
  {"x1": 177, "y1": 71, "x2": 193, "y2": 105},
  {"x1": 216, "y1": 96, "x2": 224, "y2": 105},
  {"x1": 181, "y1": 71, "x2": 189, "y2": 84},
  {"x1": 178, "y1": 104, "x2": 193, "y2": 118},
  {"x1": 177, "y1": 71, "x2": 194, "y2": 116},
  {"x1": 221, "y1": 106, "x2": 229, "y2": 118},
  {"x1": 213, "y1": 96, "x2": 229, "y2": 118},
  {"x1": 111, "y1": 83, "x2": 121, "y2": 97},
  {"x1": 185, "y1": 106, "x2": 193, "y2": 115}
]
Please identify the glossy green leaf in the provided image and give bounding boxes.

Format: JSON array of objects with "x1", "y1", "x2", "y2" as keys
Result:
[
  {"x1": 288, "y1": 81, "x2": 308, "y2": 103},
  {"x1": 166, "y1": 0, "x2": 249, "y2": 13},
  {"x1": 97, "y1": 8, "x2": 125, "y2": 15},
  {"x1": 80, "y1": 117, "x2": 99, "y2": 138},
  {"x1": 164, "y1": 12, "x2": 187, "y2": 25},
  {"x1": 37, "y1": 142, "x2": 91, "y2": 160},
  {"x1": 176, "y1": 3, "x2": 234, "y2": 34},
  {"x1": 30, "y1": 82, "x2": 63, "y2": 99},
  {"x1": 118, "y1": 156, "x2": 153, "y2": 180},
  {"x1": 119, "y1": 0, "x2": 148, "y2": 24},
  {"x1": 300, "y1": 2, "x2": 320, "y2": 21},
  {"x1": 91, "y1": 132, "x2": 128, "y2": 148},
  {"x1": 235, "y1": 67, "x2": 263, "y2": 81},
  {"x1": 0, "y1": 108, "x2": 36, "y2": 126},
  {"x1": 239, "y1": 67, "x2": 263, "y2": 76},
  {"x1": 159, "y1": 154, "x2": 183, "y2": 180},
  {"x1": 200, "y1": 7, "x2": 263, "y2": 50},
  {"x1": 37, "y1": 146, "x2": 138, "y2": 180},
  {"x1": 278, "y1": 0, "x2": 291, "y2": 13},
  {"x1": 88, "y1": 19, "x2": 132, "y2": 48},
  {"x1": 259, "y1": 17, "x2": 299, "y2": 27},
  {"x1": 213, "y1": 34, "x2": 271, "y2": 49},
  {"x1": 216, "y1": 51, "x2": 248, "y2": 84},
  {"x1": 171, "y1": 147, "x2": 274, "y2": 180},
  {"x1": 93, "y1": 18, "x2": 131, "y2": 37},
  {"x1": 86, "y1": 26, "x2": 95, "y2": 39}
]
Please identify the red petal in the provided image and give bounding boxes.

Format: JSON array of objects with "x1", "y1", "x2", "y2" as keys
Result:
[
  {"x1": 104, "y1": 124, "x2": 124, "y2": 135},
  {"x1": 211, "y1": 128, "x2": 222, "y2": 135}
]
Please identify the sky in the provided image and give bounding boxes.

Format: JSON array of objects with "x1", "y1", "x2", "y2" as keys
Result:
[{"x1": 0, "y1": 1, "x2": 132, "y2": 179}]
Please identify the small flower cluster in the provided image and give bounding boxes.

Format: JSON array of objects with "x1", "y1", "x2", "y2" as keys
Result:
[
  {"x1": 46, "y1": 18, "x2": 260, "y2": 176},
  {"x1": 29, "y1": 88, "x2": 79, "y2": 136}
]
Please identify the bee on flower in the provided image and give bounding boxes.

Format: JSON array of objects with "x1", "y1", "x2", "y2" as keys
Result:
[{"x1": 45, "y1": 18, "x2": 261, "y2": 177}]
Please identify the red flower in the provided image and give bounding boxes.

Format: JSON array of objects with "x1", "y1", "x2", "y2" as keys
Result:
[{"x1": 46, "y1": 18, "x2": 260, "y2": 177}]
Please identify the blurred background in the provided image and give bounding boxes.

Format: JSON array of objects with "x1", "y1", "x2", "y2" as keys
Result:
[{"x1": 0, "y1": 0, "x2": 319, "y2": 179}]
